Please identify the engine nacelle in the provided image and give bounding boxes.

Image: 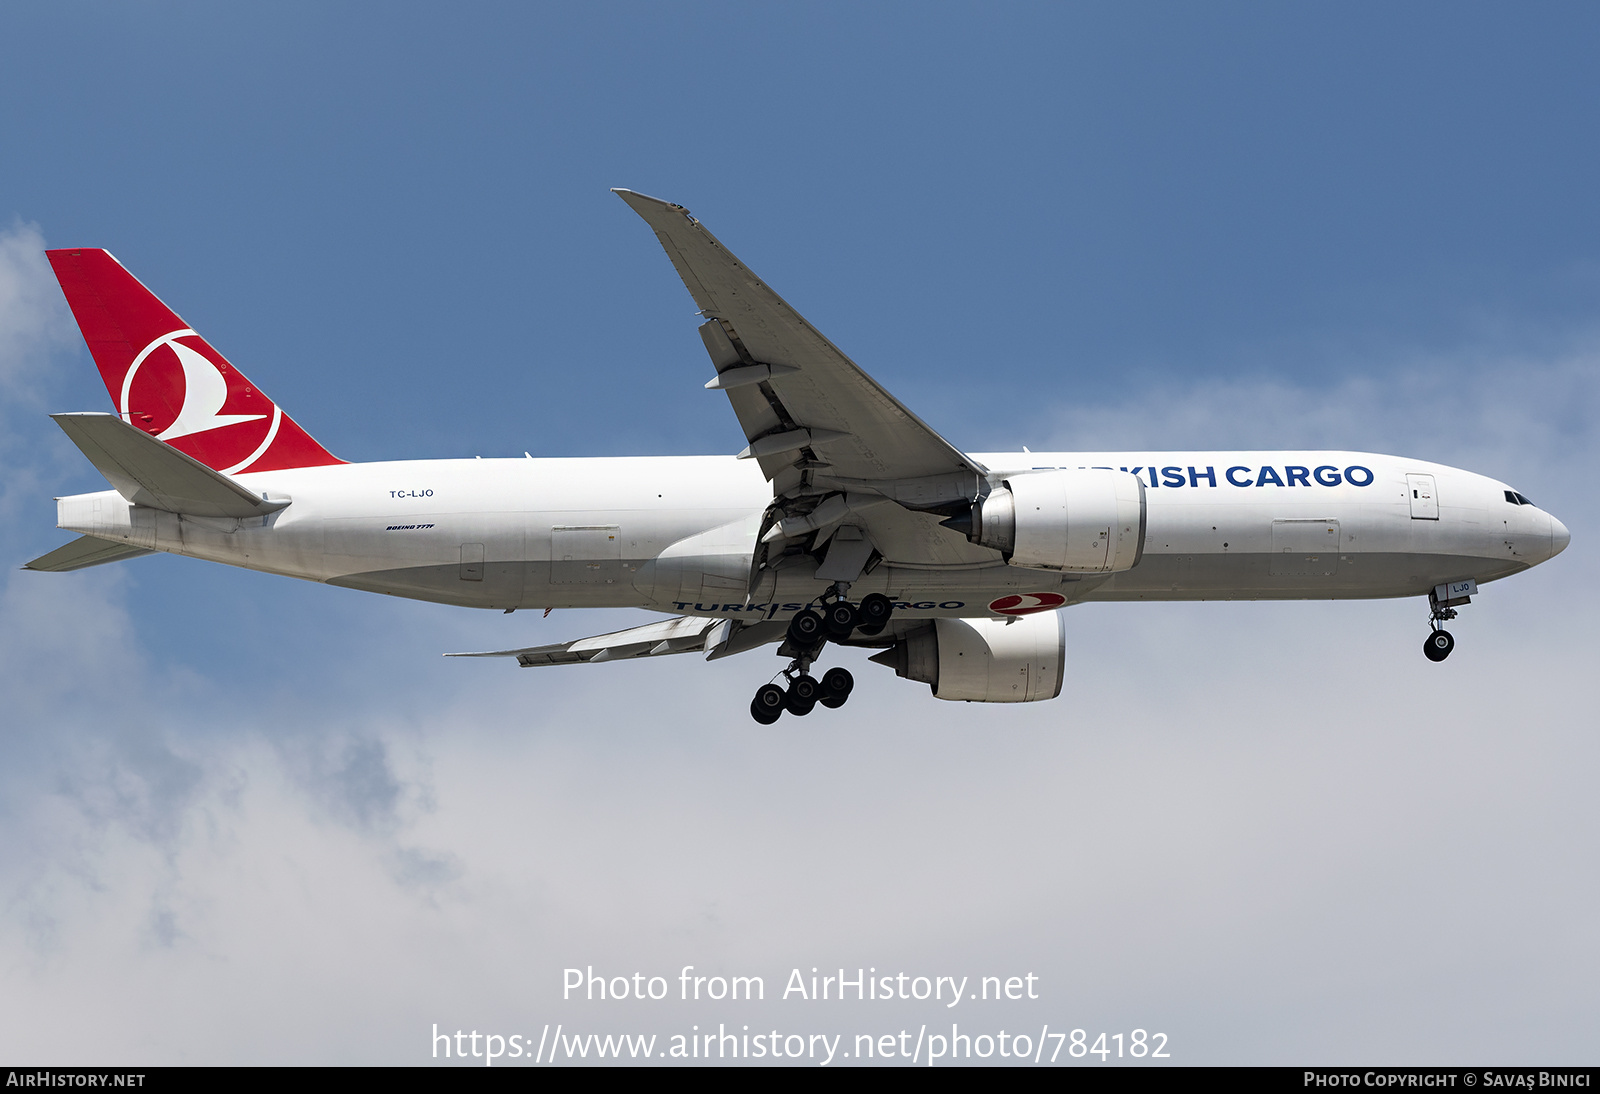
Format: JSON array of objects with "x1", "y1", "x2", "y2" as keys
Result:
[
  {"x1": 959, "y1": 468, "x2": 1146, "y2": 572},
  {"x1": 868, "y1": 613, "x2": 1065, "y2": 703}
]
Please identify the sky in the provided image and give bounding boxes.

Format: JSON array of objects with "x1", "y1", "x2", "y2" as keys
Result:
[{"x1": 1, "y1": 1, "x2": 1597, "y2": 1066}]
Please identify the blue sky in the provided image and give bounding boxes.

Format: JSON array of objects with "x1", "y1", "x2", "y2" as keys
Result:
[{"x1": 2, "y1": 2, "x2": 1597, "y2": 1065}]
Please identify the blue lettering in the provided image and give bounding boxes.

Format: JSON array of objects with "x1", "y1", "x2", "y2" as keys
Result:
[
  {"x1": 1285, "y1": 466, "x2": 1311, "y2": 487},
  {"x1": 1161, "y1": 466, "x2": 1186, "y2": 488},
  {"x1": 913, "y1": 601, "x2": 936, "y2": 610},
  {"x1": 1188, "y1": 465, "x2": 1217, "y2": 487},
  {"x1": 1225, "y1": 465, "x2": 1253, "y2": 487},
  {"x1": 1255, "y1": 466, "x2": 1285, "y2": 487},
  {"x1": 938, "y1": 601, "x2": 965, "y2": 609},
  {"x1": 1147, "y1": 467, "x2": 1159, "y2": 488},
  {"x1": 672, "y1": 602, "x2": 689, "y2": 610},
  {"x1": 1313, "y1": 465, "x2": 1342, "y2": 486},
  {"x1": 693, "y1": 603, "x2": 718, "y2": 611},
  {"x1": 1344, "y1": 465, "x2": 1374, "y2": 487},
  {"x1": 893, "y1": 601, "x2": 912, "y2": 610},
  {"x1": 782, "y1": 603, "x2": 803, "y2": 611}
]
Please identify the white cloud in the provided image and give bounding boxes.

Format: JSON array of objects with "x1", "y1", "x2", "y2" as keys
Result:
[{"x1": 0, "y1": 220, "x2": 75, "y2": 396}]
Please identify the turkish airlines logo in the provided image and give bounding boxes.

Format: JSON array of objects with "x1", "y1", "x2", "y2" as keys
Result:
[
  {"x1": 120, "y1": 330, "x2": 282, "y2": 474},
  {"x1": 989, "y1": 593, "x2": 1066, "y2": 616}
]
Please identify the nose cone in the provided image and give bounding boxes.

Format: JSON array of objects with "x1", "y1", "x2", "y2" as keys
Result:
[{"x1": 1550, "y1": 514, "x2": 1571, "y2": 559}]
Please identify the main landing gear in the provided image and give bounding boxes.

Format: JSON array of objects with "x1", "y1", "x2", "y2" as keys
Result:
[
  {"x1": 748, "y1": 590, "x2": 891, "y2": 724},
  {"x1": 749, "y1": 665, "x2": 854, "y2": 725}
]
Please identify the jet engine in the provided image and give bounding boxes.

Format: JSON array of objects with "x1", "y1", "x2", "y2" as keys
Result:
[
  {"x1": 946, "y1": 469, "x2": 1146, "y2": 572},
  {"x1": 868, "y1": 613, "x2": 1065, "y2": 702}
]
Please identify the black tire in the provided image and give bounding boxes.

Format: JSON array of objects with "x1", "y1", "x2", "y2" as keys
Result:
[
  {"x1": 750, "y1": 696, "x2": 782, "y2": 725},
  {"x1": 1423, "y1": 629, "x2": 1455, "y2": 662},
  {"x1": 821, "y1": 666, "x2": 854, "y2": 700},
  {"x1": 820, "y1": 694, "x2": 847, "y2": 709},
  {"x1": 753, "y1": 683, "x2": 787, "y2": 719},
  {"x1": 790, "y1": 674, "x2": 820, "y2": 703},
  {"x1": 859, "y1": 593, "x2": 893, "y2": 631},
  {"x1": 824, "y1": 601, "x2": 860, "y2": 637},
  {"x1": 785, "y1": 690, "x2": 817, "y2": 717},
  {"x1": 788, "y1": 609, "x2": 824, "y2": 646}
]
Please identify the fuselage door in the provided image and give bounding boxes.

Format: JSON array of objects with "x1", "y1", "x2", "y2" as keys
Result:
[
  {"x1": 1270, "y1": 519, "x2": 1340, "y2": 577},
  {"x1": 460, "y1": 542, "x2": 485, "y2": 581},
  {"x1": 551, "y1": 525, "x2": 622, "y2": 584},
  {"x1": 1406, "y1": 474, "x2": 1440, "y2": 520}
]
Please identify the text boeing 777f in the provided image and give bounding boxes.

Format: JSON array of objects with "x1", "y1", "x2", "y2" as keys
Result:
[{"x1": 29, "y1": 190, "x2": 1570, "y2": 722}]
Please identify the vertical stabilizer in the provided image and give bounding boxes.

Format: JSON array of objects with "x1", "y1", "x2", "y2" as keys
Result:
[{"x1": 46, "y1": 249, "x2": 342, "y2": 473}]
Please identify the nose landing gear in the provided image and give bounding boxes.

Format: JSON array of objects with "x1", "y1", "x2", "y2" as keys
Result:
[{"x1": 1422, "y1": 581, "x2": 1472, "y2": 662}]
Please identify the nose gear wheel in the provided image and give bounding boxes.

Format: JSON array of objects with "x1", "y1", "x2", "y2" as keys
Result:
[
  {"x1": 1423, "y1": 588, "x2": 1462, "y2": 662},
  {"x1": 1423, "y1": 629, "x2": 1454, "y2": 662}
]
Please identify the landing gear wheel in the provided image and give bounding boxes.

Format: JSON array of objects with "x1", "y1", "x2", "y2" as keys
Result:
[
  {"x1": 786, "y1": 674, "x2": 820, "y2": 715},
  {"x1": 824, "y1": 601, "x2": 860, "y2": 638},
  {"x1": 857, "y1": 594, "x2": 892, "y2": 636},
  {"x1": 787, "y1": 609, "x2": 824, "y2": 646},
  {"x1": 820, "y1": 666, "x2": 854, "y2": 709},
  {"x1": 751, "y1": 683, "x2": 786, "y2": 724},
  {"x1": 1423, "y1": 629, "x2": 1455, "y2": 662}
]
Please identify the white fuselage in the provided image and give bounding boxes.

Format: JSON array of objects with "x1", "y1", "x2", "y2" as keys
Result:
[{"x1": 55, "y1": 449, "x2": 1568, "y2": 621}]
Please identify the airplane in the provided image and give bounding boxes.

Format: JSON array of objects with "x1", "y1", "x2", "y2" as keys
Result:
[{"x1": 28, "y1": 190, "x2": 1571, "y2": 723}]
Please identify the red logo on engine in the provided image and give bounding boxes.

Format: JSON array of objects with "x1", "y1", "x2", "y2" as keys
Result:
[{"x1": 988, "y1": 593, "x2": 1066, "y2": 616}]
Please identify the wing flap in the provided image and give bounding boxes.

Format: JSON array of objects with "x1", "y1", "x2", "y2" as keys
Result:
[{"x1": 447, "y1": 615, "x2": 747, "y2": 668}]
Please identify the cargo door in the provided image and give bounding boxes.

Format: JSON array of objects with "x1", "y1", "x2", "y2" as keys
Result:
[
  {"x1": 1270, "y1": 519, "x2": 1340, "y2": 577},
  {"x1": 459, "y1": 542, "x2": 485, "y2": 581},
  {"x1": 550, "y1": 525, "x2": 622, "y2": 585},
  {"x1": 1407, "y1": 474, "x2": 1439, "y2": 519}
]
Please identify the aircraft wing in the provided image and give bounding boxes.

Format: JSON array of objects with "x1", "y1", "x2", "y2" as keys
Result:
[
  {"x1": 615, "y1": 189, "x2": 999, "y2": 576},
  {"x1": 445, "y1": 614, "x2": 787, "y2": 667},
  {"x1": 614, "y1": 190, "x2": 983, "y2": 490}
]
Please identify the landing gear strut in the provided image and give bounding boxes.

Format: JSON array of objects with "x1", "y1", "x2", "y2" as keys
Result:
[
  {"x1": 1423, "y1": 585, "x2": 1465, "y2": 662},
  {"x1": 750, "y1": 591, "x2": 887, "y2": 723}
]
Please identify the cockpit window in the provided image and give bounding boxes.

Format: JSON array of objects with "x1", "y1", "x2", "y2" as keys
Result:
[
  {"x1": 1515, "y1": 492, "x2": 1535, "y2": 507},
  {"x1": 1504, "y1": 490, "x2": 1536, "y2": 506}
]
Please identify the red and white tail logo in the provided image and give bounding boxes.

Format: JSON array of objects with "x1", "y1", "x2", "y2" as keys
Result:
[{"x1": 46, "y1": 249, "x2": 342, "y2": 474}]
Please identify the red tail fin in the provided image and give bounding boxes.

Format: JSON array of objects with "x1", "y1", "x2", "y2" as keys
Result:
[{"x1": 46, "y1": 249, "x2": 342, "y2": 474}]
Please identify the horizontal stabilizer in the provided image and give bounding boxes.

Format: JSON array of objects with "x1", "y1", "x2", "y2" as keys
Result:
[
  {"x1": 23, "y1": 534, "x2": 153, "y2": 572},
  {"x1": 447, "y1": 615, "x2": 733, "y2": 667},
  {"x1": 52, "y1": 413, "x2": 289, "y2": 518}
]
